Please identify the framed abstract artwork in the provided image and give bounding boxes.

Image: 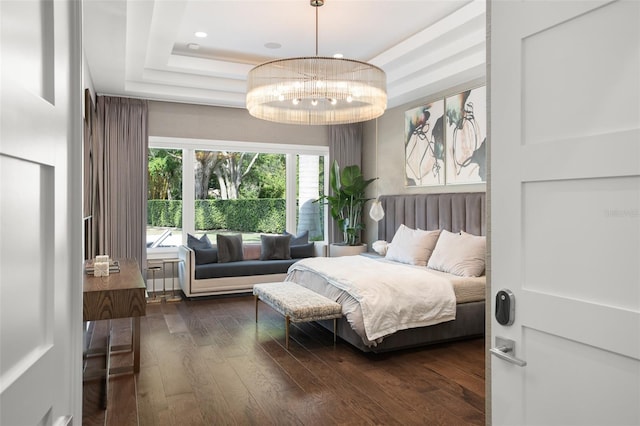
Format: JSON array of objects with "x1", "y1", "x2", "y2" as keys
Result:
[
  {"x1": 445, "y1": 86, "x2": 486, "y2": 184},
  {"x1": 404, "y1": 85, "x2": 486, "y2": 187},
  {"x1": 404, "y1": 100, "x2": 445, "y2": 186}
]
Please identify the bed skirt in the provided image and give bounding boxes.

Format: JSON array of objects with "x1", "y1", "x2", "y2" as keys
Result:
[{"x1": 315, "y1": 300, "x2": 485, "y2": 353}]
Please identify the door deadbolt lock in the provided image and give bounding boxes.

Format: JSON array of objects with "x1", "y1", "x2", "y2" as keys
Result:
[{"x1": 495, "y1": 289, "x2": 515, "y2": 326}]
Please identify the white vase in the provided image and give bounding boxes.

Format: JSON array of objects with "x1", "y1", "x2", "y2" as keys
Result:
[{"x1": 329, "y1": 243, "x2": 367, "y2": 257}]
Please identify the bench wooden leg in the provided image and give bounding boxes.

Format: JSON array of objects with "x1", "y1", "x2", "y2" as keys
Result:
[
  {"x1": 285, "y1": 315, "x2": 291, "y2": 350},
  {"x1": 333, "y1": 318, "x2": 337, "y2": 345}
]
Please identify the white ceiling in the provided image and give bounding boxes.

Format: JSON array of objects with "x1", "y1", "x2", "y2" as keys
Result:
[{"x1": 83, "y1": 0, "x2": 486, "y2": 110}]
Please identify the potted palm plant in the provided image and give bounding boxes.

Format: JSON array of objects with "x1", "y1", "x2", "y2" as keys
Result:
[{"x1": 316, "y1": 160, "x2": 376, "y2": 256}]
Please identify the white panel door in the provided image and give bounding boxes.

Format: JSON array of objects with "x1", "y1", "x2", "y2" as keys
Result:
[
  {"x1": 491, "y1": 0, "x2": 640, "y2": 424},
  {"x1": 0, "y1": 0, "x2": 83, "y2": 425}
]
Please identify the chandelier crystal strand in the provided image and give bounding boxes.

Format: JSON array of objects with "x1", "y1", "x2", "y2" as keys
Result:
[{"x1": 246, "y1": 0, "x2": 387, "y2": 125}]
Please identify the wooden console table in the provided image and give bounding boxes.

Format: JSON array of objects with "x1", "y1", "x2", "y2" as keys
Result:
[{"x1": 83, "y1": 258, "x2": 146, "y2": 408}]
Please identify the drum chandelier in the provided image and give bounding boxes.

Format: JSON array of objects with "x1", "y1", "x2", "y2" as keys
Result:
[{"x1": 246, "y1": 0, "x2": 387, "y2": 125}]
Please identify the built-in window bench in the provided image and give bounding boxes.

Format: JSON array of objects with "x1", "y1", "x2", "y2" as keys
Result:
[{"x1": 178, "y1": 242, "x2": 325, "y2": 297}]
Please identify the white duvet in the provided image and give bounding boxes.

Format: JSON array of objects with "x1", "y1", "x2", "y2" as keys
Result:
[{"x1": 287, "y1": 256, "x2": 456, "y2": 342}]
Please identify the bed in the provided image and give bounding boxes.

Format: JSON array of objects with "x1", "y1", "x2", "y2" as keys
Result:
[{"x1": 285, "y1": 192, "x2": 486, "y2": 353}]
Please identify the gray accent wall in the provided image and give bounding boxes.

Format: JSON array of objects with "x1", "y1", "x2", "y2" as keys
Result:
[{"x1": 362, "y1": 77, "x2": 487, "y2": 246}]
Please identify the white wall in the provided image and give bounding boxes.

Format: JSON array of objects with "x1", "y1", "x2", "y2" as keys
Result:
[
  {"x1": 82, "y1": 48, "x2": 96, "y2": 116},
  {"x1": 362, "y1": 77, "x2": 487, "y2": 245}
]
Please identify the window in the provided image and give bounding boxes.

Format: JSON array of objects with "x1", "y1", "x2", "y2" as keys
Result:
[
  {"x1": 147, "y1": 148, "x2": 183, "y2": 250},
  {"x1": 193, "y1": 150, "x2": 286, "y2": 243},
  {"x1": 147, "y1": 138, "x2": 328, "y2": 255}
]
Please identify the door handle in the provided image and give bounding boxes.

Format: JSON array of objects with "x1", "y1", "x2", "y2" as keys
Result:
[
  {"x1": 490, "y1": 336, "x2": 527, "y2": 367},
  {"x1": 54, "y1": 415, "x2": 73, "y2": 426}
]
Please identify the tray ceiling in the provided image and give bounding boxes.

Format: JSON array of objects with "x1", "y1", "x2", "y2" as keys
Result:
[{"x1": 84, "y1": 0, "x2": 486, "y2": 109}]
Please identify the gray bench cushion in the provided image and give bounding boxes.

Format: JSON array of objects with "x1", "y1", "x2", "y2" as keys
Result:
[
  {"x1": 195, "y1": 259, "x2": 298, "y2": 280},
  {"x1": 253, "y1": 282, "x2": 342, "y2": 322}
]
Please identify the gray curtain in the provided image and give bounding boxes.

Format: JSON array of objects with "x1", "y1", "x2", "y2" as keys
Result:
[
  {"x1": 93, "y1": 96, "x2": 148, "y2": 272},
  {"x1": 83, "y1": 89, "x2": 96, "y2": 260},
  {"x1": 328, "y1": 123, "x2": 363, "y2": 243}
]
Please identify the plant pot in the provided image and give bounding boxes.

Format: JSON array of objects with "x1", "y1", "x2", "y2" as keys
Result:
[{"x1": 329, "y1": 243, "x2": 367, "y2": 257}]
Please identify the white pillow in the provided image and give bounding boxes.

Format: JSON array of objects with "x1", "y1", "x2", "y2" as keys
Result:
[
  {"x1": 385, "y1": 225, "x2": 441, "y2": 266},
  {"x1": 371, "y1": 240, "x2": 389, "y2": 256},
  {"x1": 427, "y1": 230, "x2": 486, "y2": 277}
]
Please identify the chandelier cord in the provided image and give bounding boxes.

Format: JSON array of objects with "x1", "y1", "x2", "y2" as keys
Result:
[{"x1": 315, "y1": 4, "x2": 319, "y2": 56}]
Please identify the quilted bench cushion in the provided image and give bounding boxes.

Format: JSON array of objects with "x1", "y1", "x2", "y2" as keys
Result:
[{"x1": 253, "y1": 282, "x2": 342, "y2": 322}]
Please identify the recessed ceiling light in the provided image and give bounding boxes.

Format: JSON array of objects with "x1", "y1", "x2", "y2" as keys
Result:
[
  {"x1": 264, "y1": 42, "x2": 282, "y2": 49},
  {"x1": 194, "y1": 31, "x2": 207, "y2": 38},
  {"x1": 333, "y1": 53, "x2": 344, "y2": 58},
  {"x1": 187, "y1": 43, "x2": 200, "y2": 50}
]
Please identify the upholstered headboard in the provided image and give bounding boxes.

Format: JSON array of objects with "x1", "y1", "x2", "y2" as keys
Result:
[{"x1": 377, "y1": 192, "x2": 486, "y2": 242}]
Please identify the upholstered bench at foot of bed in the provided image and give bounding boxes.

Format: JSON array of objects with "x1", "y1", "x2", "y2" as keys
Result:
[{"x1": 253, "y1": 282, "x2": 342, "y2": 349}]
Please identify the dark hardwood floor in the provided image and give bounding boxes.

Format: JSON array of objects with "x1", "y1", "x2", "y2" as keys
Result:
[{"x1": 83, "y1": 295, "x2": 485, "y2": 425}]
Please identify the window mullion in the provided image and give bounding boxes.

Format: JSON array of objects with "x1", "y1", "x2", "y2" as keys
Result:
[
  {"x1": 285, "y1": 153, "x2": 297, "y2": 234},
  {"x1": 182, "y1": 148, "x2": 195, "y2": 244}
]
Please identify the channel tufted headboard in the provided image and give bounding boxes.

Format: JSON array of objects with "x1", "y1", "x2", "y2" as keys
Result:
[{"x1": 377, "y1": 192, "x2": 486, "y2": 242}]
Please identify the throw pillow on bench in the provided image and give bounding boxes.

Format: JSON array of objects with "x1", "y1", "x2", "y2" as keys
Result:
[{"x1": 187, "y1": 231, "x2": 315, "y2": 266}]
